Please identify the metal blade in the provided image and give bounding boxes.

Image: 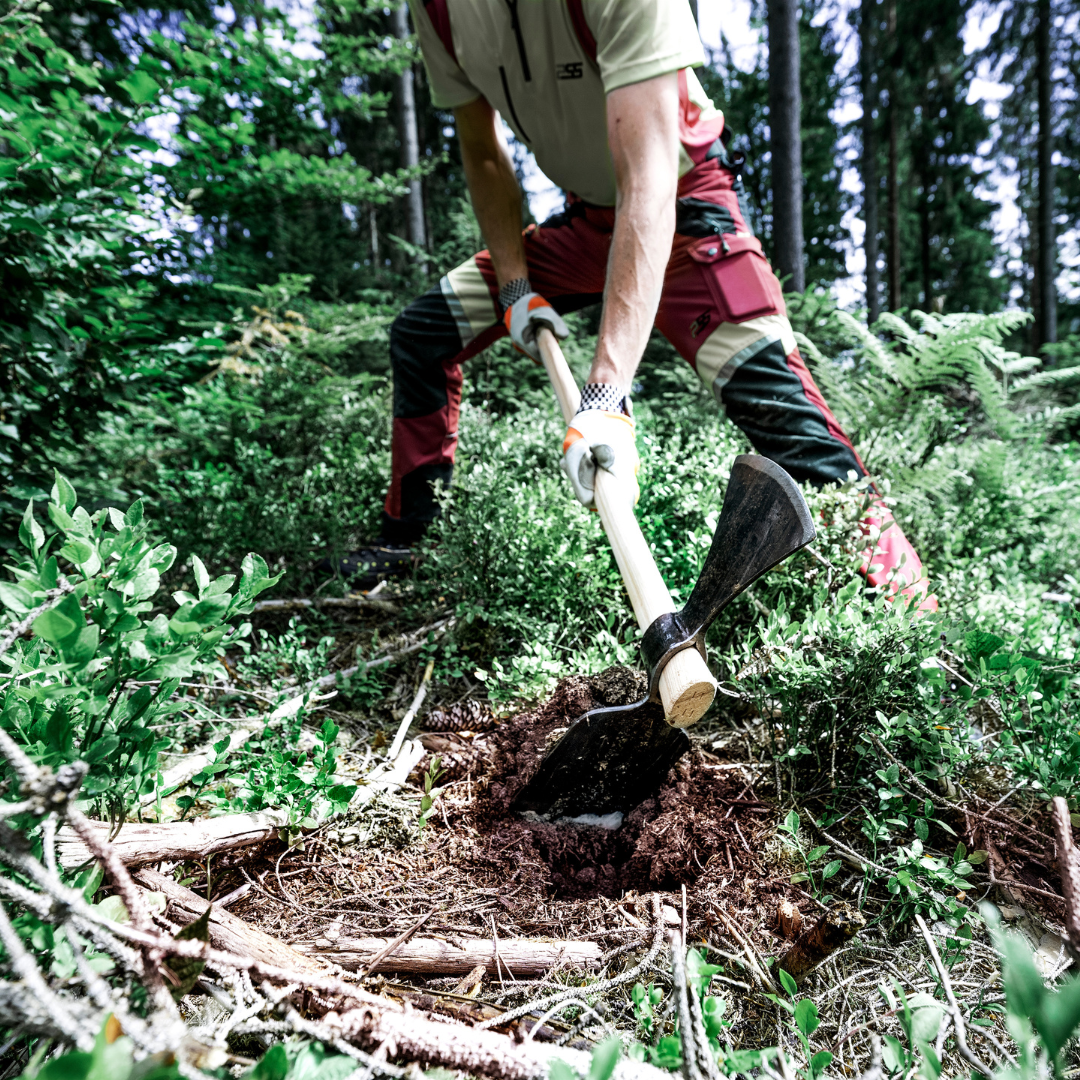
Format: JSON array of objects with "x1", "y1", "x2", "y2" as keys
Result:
[{"x1": 509, "y1": 698, "x2": 690, "y2": 820}]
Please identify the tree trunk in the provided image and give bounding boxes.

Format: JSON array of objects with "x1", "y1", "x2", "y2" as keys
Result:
[
  {"x1": 767, "y1": 0, "x2": 805, "y2": 293},
  {"x1": 1036, "y1": 0, "x2": 1056, "y2": 348},
  {"x1": 689, "y1": 0, "x2": 698, "y2": 28},
  {"x1": 885, "y1": 0, "x2": 901, "y2": 311},
  {"x1": 859, "y1": 0, "x2": 880, "y2": 325},
  {"x1": 393, "y1": 3, "x2": 427, "y2": 262}
]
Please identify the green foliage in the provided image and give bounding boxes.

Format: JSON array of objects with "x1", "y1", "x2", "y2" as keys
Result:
[
  {"x1": 0, "y1": 474, "x2": 279, "y2": 819},
  {"x1": 549, "y1": 1038, "x2": 622, "y2": 1080}
]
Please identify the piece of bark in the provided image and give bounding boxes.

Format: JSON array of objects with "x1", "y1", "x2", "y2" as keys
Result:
[
  {"x1": 1052, "y1": 796, "x2": 1080, "y2": 959},
  {"x1": 777, "y1": 899, "x2": 803, "y2": 940},
  {"x1": 57, "y1": 809, "x2": 290, "y2": 869},
  {"x1": 451, "y1": 964, "x2": 487, "y2": 996},
  {"x1": 133, "y1": 868, "x2": 327, "y2": 976},
  {"x1": 778, "y1": 900, "x2": 865, "y2": 985},
  {"x1": 295, "y1": 936, "x2": 601, "y2": 976}
]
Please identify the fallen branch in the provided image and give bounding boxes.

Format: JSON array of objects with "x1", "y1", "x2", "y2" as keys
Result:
[
  {"x1": 778, "y1": 901, "x2": 866, "y2": 986},
  {"x1": 133, "y1": 868, "x2": 328, "y2": 976},
  {"x1": 253, "y1": 595, "x2": 398, "y2": 615},
  {"x1": 311, "y1": 617, "x2": 454, "y2": 691},
  {"x1": 1052, "y1": 795, "x2": 1080, "y2": 960},
  {"x1": 57, "y1": 809, "x2": 290, "y2": 869},
  {"x1": 297, "y1": 934, "x2": 602, "y2": 976}
]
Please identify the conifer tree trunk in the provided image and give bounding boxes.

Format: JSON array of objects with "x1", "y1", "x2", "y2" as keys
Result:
[
  {"x1": 885, "y1": 0, "x2": 901, "y2": 311},
  {"x1": 393, "y1": 3, "x2": 427, "y2": 261},
  {"x1": 1036, "y1": 0, "x2": 1056, "y2": 347},
  {"x1": 768, "y1": 0, "x2": 805, "y2": 293},
  {"x1": 859, "y1": 0, "x2": 880, "y2": 324}
]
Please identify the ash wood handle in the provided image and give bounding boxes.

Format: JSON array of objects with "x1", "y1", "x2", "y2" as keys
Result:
[{"x1": 537, "y1": 328, "x2": 717, "y2": 727}]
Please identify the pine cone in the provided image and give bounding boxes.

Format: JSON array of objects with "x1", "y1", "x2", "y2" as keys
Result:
[
  {"x1": 416, "y1": 748, "x2": 484, "y2": 783},
  {"x1": 423, "y1": 698, "x2": 495, "y2": 733}
]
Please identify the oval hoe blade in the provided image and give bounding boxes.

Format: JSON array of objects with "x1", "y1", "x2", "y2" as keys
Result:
[{"x1": 509, "y1": 698, "x2": 690, "y2": 820}]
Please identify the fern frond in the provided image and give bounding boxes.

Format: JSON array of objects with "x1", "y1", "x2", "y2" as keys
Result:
[{"x1": 1013, "y1": 365, "x2": 1080, "y2": 392}]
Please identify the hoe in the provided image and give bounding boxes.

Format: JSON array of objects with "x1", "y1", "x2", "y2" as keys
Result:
[{"x1": 511, "y1": 328, "x2": 816, "y2": 821}]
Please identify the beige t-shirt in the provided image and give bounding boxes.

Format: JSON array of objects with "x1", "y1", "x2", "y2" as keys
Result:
[{"x1": 407, "y1": 0, "x2": 720, "y2": 206}]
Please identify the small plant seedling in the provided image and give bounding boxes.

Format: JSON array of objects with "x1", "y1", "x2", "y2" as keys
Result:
[{"x1": 419, "y1": 756, "x2": 445, "y2": 830}]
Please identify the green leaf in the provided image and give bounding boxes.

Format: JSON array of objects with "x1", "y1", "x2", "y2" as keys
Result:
[
  {"x1": 0, "y1": 581, "x2": 35, "y2": 613},
  {"x1": 810, "y1": 1050, "x2": 833, "y2": 1078},
  {"x1": 34, "y1": 598, "x2": 80, "y2": 645},
  {"x1": 821, "y1": 859, "x2": 842, "y2": 880},
  {"x1": 191, "y1": 555, "x2": 210, "y2": 596},
  {"x1": 124, "y1": 500, "x2": 144, "y2": 528},
  {"x1": 783, "y1": 809, "x2": 800, "y2": 835},
  {"x1": 20, "y1": 501, "x2": 44, "y2": 554},
  {"x1": 779, "y1": 968, "x2": 798, "y2": 997},
  {"x1": 794, "y1": 998, "x2": 819, "y2": 1037},
  {"x1": 142, "y1": 648, "x2": 198, "y2": 680},
  {"x1": 118, "y1": 70, "x2": 159, "y2": 104},
  {"x1": 164, "y1": 906, "x2": 211, "y2": 1000},
  {"x1": 548, "y1": 1062, "x2": 578, "y2": 1080},
  {"x1": 964, "y1": 630, "x2": 1004, "y2": 663},
  {"x1": 51, "y1": 471, "x2": 77, "y2": 512},
  {"x1": 587, "y1": 1038, "x2": 622, "y2": 1080}
]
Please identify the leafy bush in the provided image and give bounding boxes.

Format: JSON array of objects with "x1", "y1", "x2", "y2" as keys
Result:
[{"x1": 0, "y1": 474, "x2": 278, "y2": 820}]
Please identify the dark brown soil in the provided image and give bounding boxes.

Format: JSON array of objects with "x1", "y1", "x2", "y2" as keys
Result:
[{"x1": 471, "y1": 668, "x2": 779, "y2": 901}]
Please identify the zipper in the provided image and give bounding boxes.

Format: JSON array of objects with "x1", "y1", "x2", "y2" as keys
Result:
[
  {"x1": 499, "y1": 65, "x2": 531, "y2": 144},
  {"x1": 503, "y1": 0, "x2": 531, "y2": 81}
]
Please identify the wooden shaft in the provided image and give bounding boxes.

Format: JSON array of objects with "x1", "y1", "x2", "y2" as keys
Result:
[{"x1": 538, "y1": 329, "x2": 716, "y2": 727}]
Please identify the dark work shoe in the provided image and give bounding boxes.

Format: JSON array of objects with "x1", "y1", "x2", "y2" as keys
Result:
[{"x1": 315, "y1": 541, "x2": 414, "y2": 589}]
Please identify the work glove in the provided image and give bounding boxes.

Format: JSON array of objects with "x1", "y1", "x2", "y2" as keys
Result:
[
  {"x1": 561, "y1": 385, "x2": 640, "y2": 509},
  {"x1": 503, "y1": 292, "x2": 569, "y2": 363}
]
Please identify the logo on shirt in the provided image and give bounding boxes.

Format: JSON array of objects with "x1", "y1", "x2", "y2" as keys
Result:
[
  {"x1": 556, "y1": 62, "x2": 583, "y2": 79},
  {"x1": 690, "y1": 310, "x2": 712, "y2": 339}
]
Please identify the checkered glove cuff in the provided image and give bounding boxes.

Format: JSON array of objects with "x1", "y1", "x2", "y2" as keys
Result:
[
  {"x1": 498, "y1": 277, "x2": 531, "y2": 314},
  {"x1": 577, "y1": 382, "x2": 629, "y2": 415}
]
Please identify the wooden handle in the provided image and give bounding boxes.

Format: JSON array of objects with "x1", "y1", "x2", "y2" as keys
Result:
[{"x1": 537, "y1": 329, "x2": 716, "y2": 727}]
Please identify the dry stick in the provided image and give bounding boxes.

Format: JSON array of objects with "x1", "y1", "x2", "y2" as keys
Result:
[
  {"x1": 358, "y1": 910, "x2": 433, "y2": 978},
  {"x1": 1051, "y1": 796, "x2": 1080, "y2": 959},
  {"x1": 0, "y1": 580, "x2": 76, "y2": 659},
  {"x1": 311, "y1": 619, "x2": 453, "y2": 691},
  {"x1": 914, "y1": 913, "x2": 1001, "y2": 1077},
  {"x1": 712, "y1": 906, "x2": 776, "y2": 994},
  {"x1": 670, "y1": 932, "x2": 703, "y2": 1080},
  {"x1": 253, "y1": 596, "x2": 398, "y2": 615},
  {"x1": 477, "y1": 895, "x2": 667, "y2": 1031},
  {"x1": 387, "y1": 658, "x2": 434, "y2": 761}
]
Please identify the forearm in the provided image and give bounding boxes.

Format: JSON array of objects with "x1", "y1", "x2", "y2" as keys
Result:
[
  {"x1": 591, "y1": 73, "x2": 680, "y2": 388},
  {"x1": 455, "y1": 99, "x2": 528, "y2": 288},
  {"x1": 591, "y1": 179, "x2": 676, "y2": 386}
]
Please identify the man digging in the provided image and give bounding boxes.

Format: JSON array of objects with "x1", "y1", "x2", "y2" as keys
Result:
[{"x1": 334, "y1": 0, "x2": 933, "y2": 611}]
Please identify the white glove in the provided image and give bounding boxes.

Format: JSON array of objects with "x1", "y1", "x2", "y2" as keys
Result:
[
  {"x1": 503, "y1": 292, "x2": 569, "y2": 363},
  {"x1": 561, "y1": 407, "x2": 640, "y2": 509}
]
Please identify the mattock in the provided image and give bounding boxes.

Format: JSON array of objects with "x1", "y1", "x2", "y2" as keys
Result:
[{"x1": 515, "y1": 327, "x2": 816, "y2": 821}]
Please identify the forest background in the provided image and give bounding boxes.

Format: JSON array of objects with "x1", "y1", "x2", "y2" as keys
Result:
[{"x1": 3, "y1": 0, "x2": 1080, "y2": 1076}]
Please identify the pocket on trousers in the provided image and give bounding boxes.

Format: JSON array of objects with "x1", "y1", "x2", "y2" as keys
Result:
[{"x1": 688, "y1": 235, "x2": 782, "y2": 323}]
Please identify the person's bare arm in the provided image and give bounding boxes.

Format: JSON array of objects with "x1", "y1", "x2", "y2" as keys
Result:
[
  {"x1": 454, "y1": 96, "x2": 528, "y2": 288},
  {"x1": 590, "y1": 72, "x2": 680, "y2": 387}
]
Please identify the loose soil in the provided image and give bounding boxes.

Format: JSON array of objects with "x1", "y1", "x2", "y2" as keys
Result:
[{"x1": 235, "y1": 668, "x2": 795, "y2": 952}]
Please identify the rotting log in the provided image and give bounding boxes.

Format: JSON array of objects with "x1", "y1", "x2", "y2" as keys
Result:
[
  {"x1": 1052, "y1": 796, "x2": 1080, "y2": 959},
  {"x1": 296, "y1": 936, "x2": 602, "y2": 976},
  {"x1": 133, "y1": 868, "x2": 327, "y2": 976},
  {"x1": 57, "y1": 809, "x2": 290, "y2": 869},
  {"x1": 778, "y1": 900, "x2": 865, "y2": 985}
]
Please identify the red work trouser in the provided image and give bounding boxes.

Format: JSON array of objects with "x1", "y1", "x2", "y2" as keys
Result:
[{"x1": 384, "y1": 157, "x2": 934, "y2": 608}]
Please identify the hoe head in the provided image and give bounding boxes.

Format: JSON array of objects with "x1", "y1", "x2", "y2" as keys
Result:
[{"x1": 511, "y1": 455, "x2": 815, "y2": 822}]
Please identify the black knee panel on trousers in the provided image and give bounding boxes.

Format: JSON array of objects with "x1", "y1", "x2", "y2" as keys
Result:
[
  {"x1": 390, "y1": 286, "x2": 463, "y2": 419},
  {"x1": 720, "y1": 339, "x2": 866, "y2": 488}
]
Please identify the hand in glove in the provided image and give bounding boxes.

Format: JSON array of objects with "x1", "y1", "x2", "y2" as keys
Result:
[
  {"x1": 561, "y1": 386, "x2": 640, "y2": 509},
  {"x1": 503, "y1": 291, "x2": 569, "y2": 363}
]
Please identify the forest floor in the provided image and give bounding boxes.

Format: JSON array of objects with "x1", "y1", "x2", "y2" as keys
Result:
[{"x1": 152, "y1": 599, "x2": 1077, "y2": 1079}]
